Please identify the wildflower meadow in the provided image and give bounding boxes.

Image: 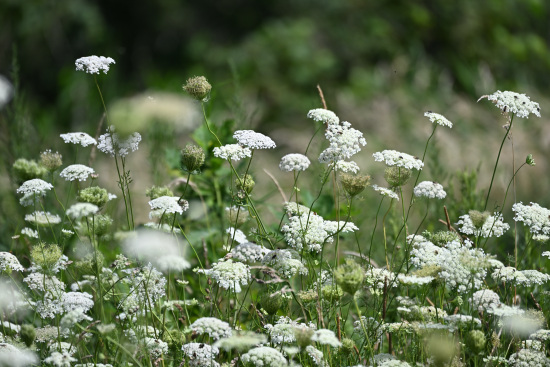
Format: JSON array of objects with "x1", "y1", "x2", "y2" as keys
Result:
[{"x1": 1, "y1": 54, "x2": 550, "y2": 367}]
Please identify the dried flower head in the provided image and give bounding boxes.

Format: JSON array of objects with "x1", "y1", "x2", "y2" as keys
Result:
[
  {"x1": 182, "y1": 76, "x2": 212, "y2": 101},
  {"x1": 340, "y1": 173, "x2": 370, "y2": 196},
  {"x1": 181, "y1": 144, "x2": 206, "y2": 174},
  {"x1": 40, "y1": 150, "x2": 63, "y2": 171}
]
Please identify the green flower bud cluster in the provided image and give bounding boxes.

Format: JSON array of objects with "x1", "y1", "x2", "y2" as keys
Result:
[
  {"x1": 468, "y1": 210, "x2": 490, "y2": 229},
  {"x1": 259, "y1": 292, "x2": 284, "y2": 315},
  {"x1": 183, "y1": 76, "x2": 212, "y2": 101},
  {"x1": 465, "y1": 330, "x2": 486, "y2": 353},
  {"x1": 20, "y1": 324, "x2": 36, "y2": 347},
  {"x1": 40, "y1": 150, "x2": 63, "y2": 172},
  {"x1": 78, "y1": 186, "x2": 109, "y2": 207},
  {"x1": 237, "y1": 174, "x2": 255, "y2": 194},
  {"x1": 31, "y1": 243, "x2": 62, "y2": 272},
  {"x1": 334, "y1": 260, "x2": 364, "y2": 295},
  {"x1": 13, "y1": 158, "x2": 48, "y2": 183},
  {"x1": 293, "y1": 326, "x2": 314, "y2": 348},
  {"x1": 146, "y1": 186, "x2": 174, "y2": 200},
  {"x1": 384, "y1": 166, "x2": 412, "y2": 188},
  {"x1": 340, "y1": 173, "x2": 371, "y2": 197},
  {"x1": 181, "y1": 144, "x2": 205, "y2": 174}
]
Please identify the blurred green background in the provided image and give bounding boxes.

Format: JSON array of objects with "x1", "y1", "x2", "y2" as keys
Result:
[{"x1": 1, "y1": 0, "x2": 550, "y2": 254}]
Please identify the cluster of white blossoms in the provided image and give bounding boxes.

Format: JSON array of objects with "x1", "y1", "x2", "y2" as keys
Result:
[
  {"x1": 195, "y1": 259, "x2": 251, "y2": 293},
  {"x1": 397, "y1": 273, "x2": 434, "y2": 286},
  {"x1": 508, "y1": 348, "x2": 550, "y2": 366},
  {"x1": 148, "y1": 196, "x2": 186, "y2": 219},
  {"x1": 119, "y1": 264, "x2": 166, "y2": 313},
  {"x1": 213, "y1": 332, "x2": 267, "y2": 352},
  {"x1": 0, "y1": 252, "x2": 25, "y2": 272},
  {"x1": 472, "y1": 289, "x2": 501, "y2": 312},
  {"x1": 75, "y1": 55, "x2": 116, "y2": 75},
  {"x1": 44, "y1": 351, "x2": 77, "y2": 367},
  {"x1": 182, "y1": 342, "x2": 220, "y2": 367},
  {"x1": 191, "y1": 317, "x2": 233, "y2": 340},
  {"x1": 60, "y1": 132, "x2": 97, "y2": 147},
  {"x1": 305, "y1": 345, "x2": 326, "y2": 366},
  {"x1": 281, "y1": 212, "x2": 358, "y2": 253},
  {"x1": 226, "y1": 227, "x2": 248, "y2": 244},
  {"x1": 279, "y1": 153, "x2": 310, "y2": 172},
  {"x1": 319, "y1": 123, "x2": 366, "y2": 169},
  {"x1": 483, "y1": 90, "x2": 541, "y2": 119},
  {"x1": 307, "y1": 108, "x2": 339, "y2": 125},
  {"x1": 411, "y1": 238, "x2": 490, "y2": 292},
  {"x1": 144, "y1": 337, "x2": 168, "y2": 359},
  {"x1": 512, "y1": 202, "x2": 550, "y2": 241},
  {"x1": 66, "y1": 203, "x2": 99, "y2": 220},
  {"x1": 456, "y1": 212, "x2": 510, "y2": 238},
  {"x1": 492, "y1": 266, "x2": 550, "y2": 287},
  {"x1": 213, "y1": 144, "x2": 252, "y2": 161},
  {"x1": 59, "y1": 164, "x2": 95, "y2": 182},
  {"x1": 311, "y1": 329, "x2": 342, "y2": 347},
  {"x1": 365, "y1": 267, "x2": 397, "y2": 291},
  {"x1": 424, "y1": 111, "x2": 453, "y2": 128},
  {"x1": 97, "y1": 127, "x2": 141, "y2": 157},
  {"x1": 262, "y1": 249, "x2": 308, "y2": 279},
  {"x1": 231, "y1": 242, "x2": 270, "y2": 263},
  {"x1": 373, "y1": 150, "x2": 424, "y2": 170},
  {"x1": 25, "y1": 211, "x2": 62, "y2": 225},
  {"x1": 241, "y1": 346, "x2": 287, "y2": 367},
  {"x1": 332, "y1": 160, "x2": 360, "y2": 173},
  {"x1": 61, "y1": 292, "x2": 94, "y2": 313},
  {"x1": 17, "y1": 179, "x2": 53, "y2": 196},
  {"x1": 233, "y1": 130, "x2": 276, "y2": 149},
  {"x1": 284, "y1": 202, "x2": 311, "y2": 216},
  {"x1": 413, "y1": 181, "x2": 447, "y2": 199},
  {"x1": 265, "y1": 316, "x2": 316, "y2": 345},
  {"x1": 21, "y1": 227, "x2": 39, "y2": 238},
  {"x1": 372, "y1": 185, "x2": 399, "y2": 200}
]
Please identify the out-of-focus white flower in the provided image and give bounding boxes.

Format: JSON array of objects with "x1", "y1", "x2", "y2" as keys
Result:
[
  {"x1": 75, "y1": 56, "x2": 115, "y2": 75},
  {"x1": 25, "y1": 211, "x2": 62, "y2": 225},
  {"x1": 279, "y1": 154, "x2": 310, "y2": 172},
  {"x1": 226, "y1": 227, "x2": 248, "y2": 244},
  {"x1": 44, "y1": 350, "x2": 76, "y2": 367},
  {"x1": 0, "y1": 342, "x2": 38, "y2": 367},
  {"x1": 311, "y1": 329, "x2": 341, "y2": 347},
  {"x1": 213, "y1": 144, "x2": 252, "y2": 161},
  {"x1": 413, "y1": 181, "x2": 447, "y2": 199},
  {"x1": 0, "y1": 253, "x2": 25, "y2": 273},
  {"x1": 373, "y1": 150, "x2": 424, "y2": 170},
  {"x1": 59, "y1": 164, "x2": 95, "y2": 182},
  {"x1": 59, "y1": 132, "x2": 97, "y2": 147},
  {"x1": 481, "y1": 90, "x2": 541, "y2": 118},
  {"x1": 424, "y1": 112, "x2": 453, "y2": 128},
  {"x1": 66, "y1": 203, "x2": 99, "y2": 220},
  {"x1": 21, "y1": 228, "x2": 39, "y2": 238},
  {"x1": 0, "y1": 75, "x2": 13, "y2": 109}
]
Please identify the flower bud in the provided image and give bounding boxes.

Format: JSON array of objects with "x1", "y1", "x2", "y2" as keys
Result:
[
  {"x1": 30, "y1": 243, "x2": 62, "y2": 273},
  {"x1": 78, "y1": 186, "x2": 109, "y2": 207},
  {"x1": 340, "y1": 173, "x2": 371, "y2": 197},
  {"x1": 40, "y1": 150, "x2": 63, "y2": 172},
  {"x1": 468, "y1": 210, "x2": 490, "y2": 229},
  {"x1": 237, "y1": 174, "x2": 255, "y2": 194},
  {"x1": 293, "y1": 326, "x2": 314, "y2": 349},
  {"x1": 384, "y1": 166, "x2": 412, "y2": 188},
  {"x1": 20, "y1": 324, "x2": 36, "y2": 347},
  {"x1": 181, "y1": 144, "x2": 205, "y2": 174},
  {"x1": 465, "y1": 330, "x2": 486, "y2": 354},
  {"x1": 146, "y1": 186, "x2": 174, "y2": 200},
  {"x1": 260, "y1": 292, "x2": 284, "y2": 315},
  {"x1": 183, "y1": 76, "x2": 212, "y2": 101},
  {"x1": 526, "y1": 154, "x2": 536, "y2": 166},
  {"x1": 12, "y1": 158, "x2": 48, "y2": 184},
  {"x1": 334, "y1": 260, "x2": 364, "y2": 295}
]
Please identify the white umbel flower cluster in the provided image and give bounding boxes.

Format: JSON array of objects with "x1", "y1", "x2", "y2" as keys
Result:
[
  {"x1": 75, "y1": 55, "x2": 116, "y2": 75},
  {"x1": 213, "y1": 144, "x2": 252, "y2": 161},
  {"x1": 0, "y1": 252, "x2": 25, "y2": 272},
  {"x1": 182, "y1": 343, "x2": 220, "y2": 367},
  {"x1": 226, "y1": 227, "x2": 248, "y2": 244},
  {"x1": 472, "y1": 289, "x2": 501, "y2": 312},
  {"x1": 231, "y1": 242, "x2": 270, "y2": 263},
  {"x1": 241, "y1": 346, "x2": 288, "y2": 367},
  {"x1": 456, "y1": 212, "x2": 509, "y2": 238},
  {"x1": 60, "y1": 132, "x2": 97, "y2": 147},
  {"x1": 332, "y1": 160, "x2": 360, "y2": 173},
  {"x1": 413, "y1": 181, "x2": 447, "y2": 199},
  {"x1": 195, "y1": 259, "x2": 250, "y2": 293},
  {"x1": 233, "y1": 130, "x2": 276, "y2": 149},
  {"x1": 190, "y1": 317, "x2": 233, "y2": 340},
  {"x1": 262, "y1": 249, "x2": 308, "y2": 279},
  {"x1": 512, "y1": 202, "x2": 550, "y2": 241},
  {"x1": 59, "y1": 164, "x2": 95, "y2": 182},
  {"x1": 508, "y1": 348, "x2": 550, "y2": 367},
  {"x1": 307, "y1": 108, "x2": 339, "y2": 125},
  {"x1": 319, "y1": 120, "x2": 367, "y2": 164},
  {"x1": 492, "y1": 267, "x2": 550, "y2": 287},
  {"x1": 17, "y1": 179, "x2": 53, "y2": 196},
  {"x1": 373, "y1": 150, "x2": 424, "y2": 170},
  {"x1": 148, "y1": 196, "x2": 185, "y2": 218},
  {"x1": 44, "y1": 351, "x2": 77, "y2": 367},
  {"x1": 311, "y1": 329, "x2": 342, "y2": 347},
  {"x1": 484, "y1": 90, "x2": 541, "y2": 119},
  {"x1": 66, "y1": 203, "x2": 99, "y2": 220},
  {"x1": 97, "y1": 128, "x2": 141, "y2": 157},
  {"x1": 372, "y1": 185, "x2": 399, "y2": 200},
  {"x1": 279, "y1": 153, "x2": 311, "y2": 172},
  {"x1": 21, "y1": 227, "x2": 39, "y2": 238},
  {"x1": 25, "y1": 211, "x2": 62, "y2": 225},
  {"x1": 424, "y1": 112, "x2": 453, "y2": 128}
]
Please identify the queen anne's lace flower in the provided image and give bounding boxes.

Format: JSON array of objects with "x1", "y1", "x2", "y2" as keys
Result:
[
  {"x1": 21, "y1": 227, "x2": 39, "y2": 238},
  {"x1": 372, "y1": 185, "x2": 399, "y2": 200},
  {"x1": 213, "y1": 332, "x2": 267, "y2": 352},
  {"x1": 233, "y1": 130, "x2": 276, "y2": 149},
  {"x1": 456, "y1": 212, "x2": 509, "y2": 238},
  {"x1": 213, "y1": 144, "x2": 252, "y2": 161},
  {"x1": 148, "y1": 196, "x2": 185, "y2": 219},
  {"x1": 120, "y1": 263, "x2": 166, "y2": 313},
  {"x1": 25, "y1": 211, "x2": 62, "y2": 225},
  {"x1": 182, "y1": 343, "x2": 220, "y2": 367},
  {"x1": 241, "y1": 346, "x2": 288, "y2": 367},
  {"x1": 62, "y1": 292, "x2": 94, "y2": 313},
  {"x1": 60, "y1": 132, "x2": 97, "y2": 147},
  {"x1": 311, "y1": 329, "x2": 341, "y2": 347},
  {"x1": 17, "y1": 179, "x2": 53, "y2": 196},
  {"x1": 262, "y1": 249, "x2": 308, "y2": 279},
  {"x1": 512, "y1": 202, "x2": 550, "y2": 239},
  {"x1": 231, "y1": 242, "x2": 270, "y2": 263},
  {"x1": 0, "y1": 252, "x2": 25, "y2": 272},
  {"x1": 424, "y1": 112, "x2": 453, "y2": 128},
  {"x1": 508, "y1": 348, "x2": 550, "y2": 366},
  {"x1": 332, "y1": 160, "x2": 360, "y2": 173},
  {"x1": 307, "y1": 108, "x2": 339, "y2": 125},
  {"x1": 305, "y1": 345, "x2": 327, "y2": 367},
  {"x1": 319, "y1": 121, "x2": 367, "y2": 164},
  {"x1": 284, "y1": 202, "x2": 310, "y2": 216},
  {"x1": 472, "y1": 289, "x2": 501, "y2": 312},
  {"x1": 66, "y1": 203, "x2": 99, "y2": 220},
  {"x1": 279, "y1": 154, "x2": 310, "y2": 172},
  {"x1": 195, "y1": 259, "x2": 250, "y2": 293},
  {"x1": 0, "y1": 342, "x2": 38, "y2": 367},
  {"x1": 373, "y1": 150, "x2": 424, "y2": 170},
  {"x1": 97, "y1": 128, "x2": 141, "y2": 157},
  {"x1": 226, "y1": 227, "x2": 248, "y2": 244},
  {"x1": 191, "y1": 317, "x2": 232, "y2": 340},
  {"x1": 483, "y1": 90, "x2": 541, "y2": 119},
  {"x1": 413, "y1": 181, "x2": 447, "y2": 199},
  {"x1": 397, "y1": 274, "x2": 434, "y2": 285},
  {"x1": 44, "y1": 350, "x2": 77, "y2": 367},
  {"x1": 59, "y1": 164, "x2": 95, "y2": 182},
  {"x1": 75, "y1": 56, "x2": 116, "y2": 75}
]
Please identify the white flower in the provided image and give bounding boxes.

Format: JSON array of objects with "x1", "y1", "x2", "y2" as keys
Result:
[
  {"x1": 97, "y1": 127, "x2": 141, "y2": 157},
  {"x1": 195, "y1": 259, "x2": 250, "y2": 293},
  {"x1": 279, "y1": 153, "x2": 310, "y2": 172},
  {"x1": 21, "y1": 227, "x2": 39, "y2": 238},
  {"x1": 119, "y1": 263, "x2": 166, "y2": 313},
  {"x1": 512, "y1": 202, "x2": 550, "y2": 238},
  {"x1": 0, "y1": 75, "x2": 13, "y2": 109},
  {"x1": 0, "y1": 252, "x2": 25, "y2": 272},
  {"x1": 191, "y1": 317, "x2": 232, "y2": 340},
  {"x1": 59, "y1": 132, "x2": 97, "y2": 147},
  {"x1": 62, "y1": 292, "x2": 94, "y2": 313},
  {"x1": 305, "y1": 345, "x2": 327, "y2": 367},
  {"x1": 332, "y1": 160, "x2": 360, "y2": 173},
  {"x1": 456, "y1": 212, "x2": 510, "y2": 238},
  {"x1": 373, "y1": 150, "x2": 424, "y2": 170},
  {"x1": 231, "y1": 242, "x2": 270, "y2": 263},
  {"x1": 75, "y1": 55, "x2": 115, "y2": 75},
  {"x1": 25, "y1": 211, "x2": 62, "y2": 225},
  {"x1": 307, "y1": 108, "x2": 339, "y2": 125},
  {"x1": 262, "y1": 250, "x2": 308, "y2": 279},
  {"x1": 16, "y1": 179, "x2": 53, "y2": 196},
  {"x1": 233, "y1": 130, "x2": 276, "y2": 149},
  {"x1": 397, "y1": 273, "x2": 434, "y2": 285},
  {"x1": 148, "y1": 196, "x2": 186, "y2": 219},
  {"x1": 0, "y1": 343, "x2": 38, "y2": 367},
  {"x1": 226, "y1": 227, "x2": 248, "y2": 245},
  {"x1": 44, "y1": 351, "x2": 76, "y2": 367},
  {"x1": 213, "y1": 144, "x2": 252, "y2": 161},
  {"x1": 311, "y1": 329, "x2": 341, "y2": 347},
  {"x1": 213, "y1": 332, "x2": 267, "y2": 352},
  {"x1": 59, "y1": 164, "x2": 95, "y2": 182},
  {"x1": 319, "y1": 121, "x2": 367, "y2": 163},
  {"x1": 242, "y1": 346, "x2": 288, "y2": 367},
  {"x1": 284, "y1": 202, "x2": 310, "y2": 216},
  {"x1": 472, "y1": 289, "x2": 500, "y2": 312},
  {"x1": 66, "y1": 203, "x2": 99, "y2": 220},
  {"x1": 508, "y1": 348, "x2": 550, "y2": 366},
  {"x1": 182, "y1": 343, "x2": 220, "y2": 367},
  {"x1": 483, "y1": 90, "x2": 541, "y2": 118},
  {"x1": 413, "y1": 181, "x2": 447, "y2": 199},
  {"x1": 530, "y1": 329, "x2": 550, "y2": 342},
  {"x1": 372, "y1": 185, "x2": 399, "y2": 200},
  {"x1": 424, "y1": 112, "x2": 453, "y2": 128}
]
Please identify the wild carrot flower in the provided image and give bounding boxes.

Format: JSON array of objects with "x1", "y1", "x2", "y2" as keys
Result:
[
  {"x1": 307, "y1": 108, "x2": 339, "y2": 125},
  {"x1": 66, "y1": 203, "x2": 99, "y2": 220},
  {"x1": 44, "y1": 351, "x2": 77, "y2": 367},
  {"x1": 414, "y1": 181, "x2": 447, "y2": 199},
  {"x1": 148, "y1": 196, "x2": 186, "y2": 218},
  {"x1": 233, "y1": 130, "x2": 276, "y2": 149},
  {"x1": 195, "y1": 259, "x2": 250, "y2": 293},
  {"x1": 59, "y1": 164, "x2": 95, "y2": 182},
  {"x1": 231, "y1": 242, "x2": 270, "y2": 263},
  {"x1": 97, "y1": 127, "x2": 141, "y2": 157},
  {"x1": 0, "y1": 252, "x2": 25, "y2": 273},
  {"x1": 311, "y1": 329, "x2": 341, "y2": 347},
  {"x1": 279, "y1": 153, "x2": 310, "y2": 172},
  {"x1": 75, "y1": 56, "x2": 116, "y2": 74},
  {"x1": 262, "y1": 249, "x2": 308, "y2": 279},
  {"x1": 373, "y1": 150, "x2": 424, "y2": 170},
  {"x1": 213, "y1": 144, "x2": 252, "y2": 161},
  {"x1": 191, "y1": 317, "x2": 233, "y2": 340},
  {"x1": 424, "y1": 111, "x2": 453, "y2": 128},
  {"x1": 60, "y1": 132, "x2": 97, "y2": 147},
  {"x1": 512, "y1": 202, "x2": 550, "y2": 241},
  {"x1": 17, "y1": 179, "x2": 53, "y2": 196},
  {"x1": 372, "y1": 185, "x2": 399, "y2": 200},
  {"x1": 182, "y1": 343, "x2": 220, "y2": 367},
  {"x1": 456, "y1": 212, "x2": 509, "y2": 238},
  {"x1": 481, "y1": 90, "x2": 541, "y2": 118},
  {"x1": 0, "y1": 343, "x2": 38, "y2": 367},
  {"x1": 21, "y1": 228, "x2": 39, "y2": 238},
  {"x1": 241, "y1": 346, "x2": 288, "y2": 367},
  {"x1": 226, "y1": 227, "x2": 248, "y2": 244}
]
